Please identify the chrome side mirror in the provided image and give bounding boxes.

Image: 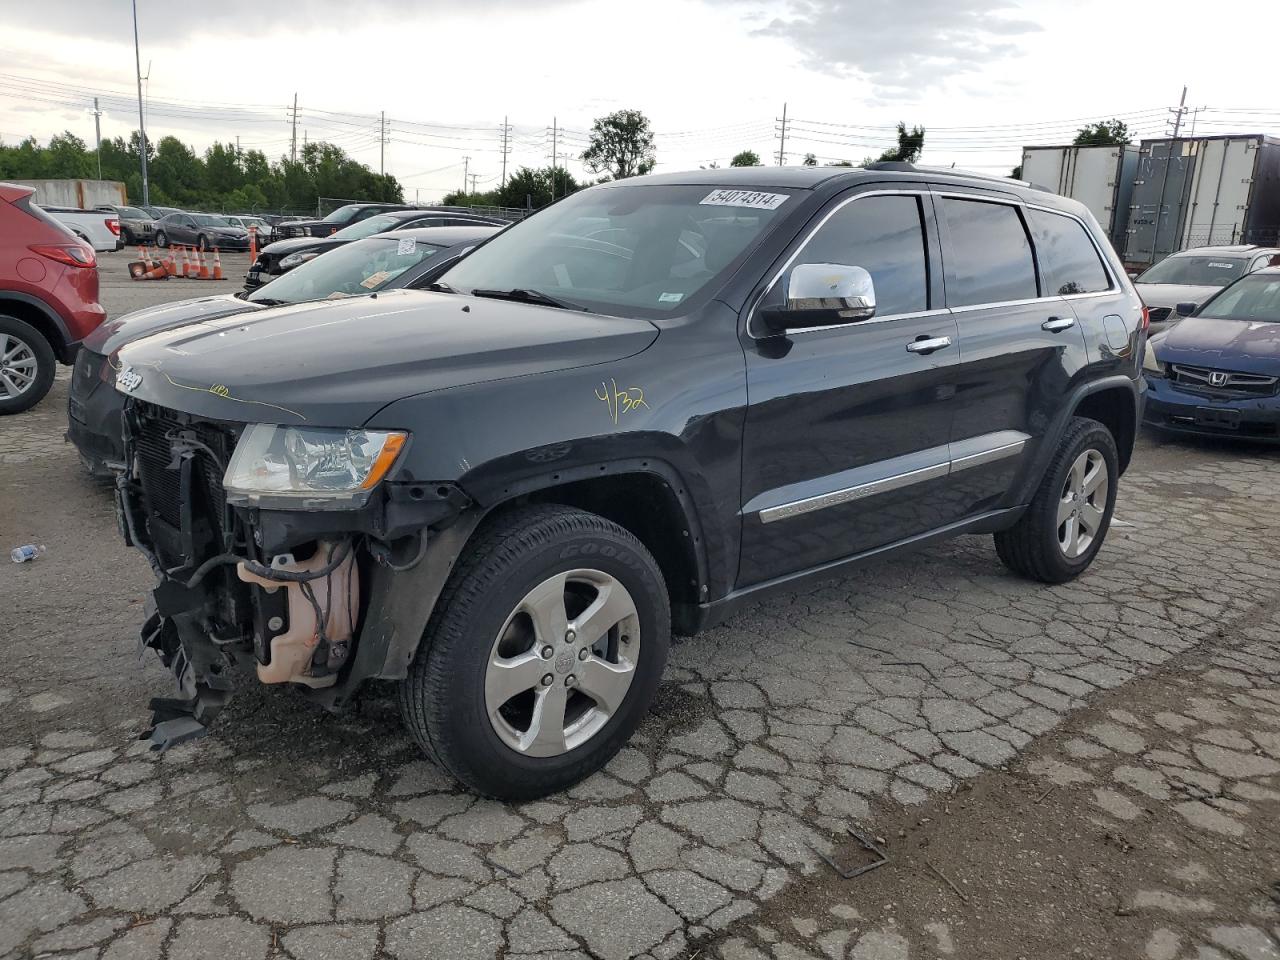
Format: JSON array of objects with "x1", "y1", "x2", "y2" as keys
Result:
[{"x1": 760, "y1": 263, "x2": 877, "y2": 333}]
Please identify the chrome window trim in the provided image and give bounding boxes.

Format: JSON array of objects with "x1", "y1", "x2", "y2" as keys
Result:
[
  {"x1": 758, "y1": 433, "x2": 1027, "y2": 524},
  {"x1": 746, "y1": 188, "x2": 932, "y2": 340}
]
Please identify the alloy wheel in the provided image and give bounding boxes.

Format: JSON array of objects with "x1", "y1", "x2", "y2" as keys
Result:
[
  {"x1": 484, "y1": 568, "x2": 640, "y2": 758},
  {"x1": 1057, "y1": 448, "x2": 1108, "y2": 558},
  {"x1": 0, "y1": 333, "x2": 38, "y2": 399}
]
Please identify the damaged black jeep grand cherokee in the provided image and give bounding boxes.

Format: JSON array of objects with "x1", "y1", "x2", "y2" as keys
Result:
[{"x1": 113, "y1": 165, "x2": 1146, "y2": 800}]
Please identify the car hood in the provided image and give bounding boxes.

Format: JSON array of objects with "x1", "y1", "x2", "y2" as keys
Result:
[
  {"x1": 1153, "y1": 314, "x2": 1280, "y2": 374},
  {"x1": 115, "y1": 290, "x2": 661, "y2": 426},
  {"x1": 259, "y1": 236, "x2": 342, "y2": 257},
  {"x1": 1135, "y1": 282, "x2": 1224, "y2": 311},
  {"x1": 84, "y1": 294, "x2": 265, "y2": 356}
]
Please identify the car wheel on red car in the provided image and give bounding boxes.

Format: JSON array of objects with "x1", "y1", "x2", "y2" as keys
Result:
[{"x1": 0, "y1": 316, "x2": 55, "y2": 414}]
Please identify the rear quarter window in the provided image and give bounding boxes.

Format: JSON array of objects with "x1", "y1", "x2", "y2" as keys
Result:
[
  {"x1": 939, "y1": 198, "x2": 1038, "y2": 307},
  {"x1": 1028, "y1": 209, "x2": 1112, "y2": 296}
]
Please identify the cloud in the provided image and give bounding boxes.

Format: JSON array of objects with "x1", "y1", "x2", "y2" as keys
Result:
[
  {"x1": 720, "y1": 0, "x2": 1043, "y2": 95},
  {"x1": 12, "y1": 0, "x2": 575, "y2": 43}
]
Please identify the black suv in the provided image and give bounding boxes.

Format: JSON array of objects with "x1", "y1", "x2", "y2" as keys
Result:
[
  {"x1": 111, "y1": 165, "x2": 1145, "y2": 799},
  {"x1": 273, "y1": 202, "x2": 416, "y2": 239}
]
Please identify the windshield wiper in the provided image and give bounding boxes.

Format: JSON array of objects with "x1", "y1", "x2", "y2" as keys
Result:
[
  {"x1": 423, "y1": 281, "x2": 457, "y2": 294},
  {"x1": 470, "y1": 287, "x2": 585, "y2": 311},
  {"x1": 251, "y1": 297, "x2": 287, "y2": 306}
]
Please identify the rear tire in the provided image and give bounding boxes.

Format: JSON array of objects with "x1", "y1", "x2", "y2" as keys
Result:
[
  {"x1": 994, "y1": 416, "x2": 1119, "y2": 583},
  {"x1": 0, "y1": 316, "x2": 56, "y2": 415},
  {"x1": 398, "y1": 504, "x2": 671, "y2": 800}
]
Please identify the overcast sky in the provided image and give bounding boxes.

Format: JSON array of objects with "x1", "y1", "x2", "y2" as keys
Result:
[{"x1": 3, "y1": 0, "x2": 1279, "y2": 203}]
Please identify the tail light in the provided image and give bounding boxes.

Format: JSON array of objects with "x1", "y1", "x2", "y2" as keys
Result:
[
  {"x1": 30, "y1": 243, "x2": 96, "y2": 268},
  {"x1": 105, "y1": 218, "x2": 120, "y2": 236},
  {"x1": 1140, "y1": 305, "x2": 1150, "y2": 332}
]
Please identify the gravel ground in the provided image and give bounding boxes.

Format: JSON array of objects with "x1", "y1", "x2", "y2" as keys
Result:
[{"x1": 0, "y1": 252, "x2": 1277, "y2": 960}]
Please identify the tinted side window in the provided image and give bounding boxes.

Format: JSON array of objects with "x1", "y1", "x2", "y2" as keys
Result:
[
  {"x1": 940, "y1": 198, "x2": 1038, "y2": 306},
  {"x1": 1028, "y1": 209, "x2": 1111, "y2": 295},
  {"x1": 789, "y1": 194, "x2": 929, "y2": 316}
]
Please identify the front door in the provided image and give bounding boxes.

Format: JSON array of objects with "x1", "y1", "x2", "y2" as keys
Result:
[{"x1": 738, "y1": 189, "x2": 960, "y2": 588}]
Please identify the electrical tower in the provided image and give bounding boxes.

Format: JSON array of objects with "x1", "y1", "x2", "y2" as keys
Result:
[
  {"x1": 499, "y1": 116, "x2": 511, "y2": 187},
  {"x1": 774, "y1": 103, "x2": 789, "y2": 166}
]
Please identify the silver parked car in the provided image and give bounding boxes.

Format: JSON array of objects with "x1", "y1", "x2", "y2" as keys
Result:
[{"x1": 1135, "y1": 244, "x2": 1280, "y2": 332}]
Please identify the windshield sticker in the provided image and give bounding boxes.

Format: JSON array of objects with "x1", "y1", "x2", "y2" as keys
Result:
[
  {"x1": 595, "y1": 378, "x2": 650, "y2": 425},
  {"x1": 1207, "y1": 261, "x2": 1235, "y2": 269},
  {"x1": 396, "y1": 238, "x2": 416, "y2": 256},
  {"x1": 658, "y1": 292, "x2": 684, "y2": 303},
  {"x1": 699, "y1": 189, "x2": 789, "y2": 210},
  {"x1": 361, "y1": 270, "x2": 392, "y2": 289}
]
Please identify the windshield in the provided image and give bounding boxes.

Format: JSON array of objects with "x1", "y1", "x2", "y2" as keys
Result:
[
  {"x1": 332, "y1": 214, "x2": 400, "y2": 240},
  {"x1": 1138, "y1": 255, "x2": 1246, "y2": 287},
  {"x1": 118, "y1": 206, "x2": 148, "y2": 219},
  {"x1": 1199, "y1": 274, "x2": 1280, "y2": 323},
  {"x1": 246, "y1": 236, "x2": 443, "y2": 303},
  {"x1": 321, "y1": 204, "x2": 362, "y2": 225},
  {"x1": 441, "y1": 184, "x2": 792, "y2": 318},
  {"x1": 193, "y1": 214, "x2": 234, "y2": 227}
]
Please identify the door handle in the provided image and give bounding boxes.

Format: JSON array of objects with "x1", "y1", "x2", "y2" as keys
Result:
[
  {"x1": 906, "y1": 335, "x2": 952, "y2": 354},
  {"x1": 1042, "y1": 317, "x2": 1076, "y2": 333}
]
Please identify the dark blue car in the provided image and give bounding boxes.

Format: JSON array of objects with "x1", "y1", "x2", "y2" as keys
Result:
[{"x1": 1143, "y1": 266, "x2": 1280, "y2": 441}]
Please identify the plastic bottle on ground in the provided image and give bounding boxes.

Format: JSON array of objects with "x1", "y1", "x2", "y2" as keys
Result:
[{"x1": 10, "y1": 544, "x2": 46, "y2": 563}]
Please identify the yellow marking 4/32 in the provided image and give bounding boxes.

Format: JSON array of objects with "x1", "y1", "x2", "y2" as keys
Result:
[{"x1": 595, "y1": 378, "x2": 650, "y2": 425}]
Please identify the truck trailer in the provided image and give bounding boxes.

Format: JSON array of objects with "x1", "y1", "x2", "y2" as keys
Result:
[{"x1": 1020, "y1": 143, "x2": 1138, "y2": 250}]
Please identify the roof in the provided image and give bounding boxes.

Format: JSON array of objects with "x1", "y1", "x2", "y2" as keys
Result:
[
  {"x1": 0, "y1": 181, "x2": 35, "y2": 203},
  {"x1": 613, "y1": 162, "x2": 1041, "y2": 194},
  {"x1": 377, "y1": 225, "x2": 503, "y2": 244},
  {"x1": 378, "y1": 208, "x2": 505, "y2": 224},
  {"x1": 1164, "y1": 244, "x2": 1280, "y2": 258}
]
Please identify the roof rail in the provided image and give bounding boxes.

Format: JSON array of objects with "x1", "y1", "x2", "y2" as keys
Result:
[{"x1": 863, "y1": 161, "x2": 1043, "y2": 191}]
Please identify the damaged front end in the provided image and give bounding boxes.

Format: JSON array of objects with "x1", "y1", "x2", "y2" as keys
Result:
[{"x1": 116, "y1": 399, "x2": 471, "y2": 750}]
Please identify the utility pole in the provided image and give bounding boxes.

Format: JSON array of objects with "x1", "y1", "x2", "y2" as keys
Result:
[
  {"x1": 550, "y1": 117, "x2": 558, "y2": 200},
  {"x1": 1169, "y1": 85, "x2": 1188, "y2": 138},
  {"x1": 131, "y1": 0, "x2": 150, "y2": 206},
  {"x1": 462, "y1": 156, "x2": 470, "y2": 194},
  {"x1": 92, "y1": 97, "x2": 103, "y2": 180},
  {"x1": 380, "y1": 110, "x2": 386, "y2": 176},
  {"x1": 290, "y1": 93, "x2": 298, "y2": 162},
  {"x1": 775, "y1": 102, "x2": 789, "y2": 166},
  {"x1": 468, "y1": 173, "x2": 479, "y2": 194},
  {"x1": 500, "y1": 115, "x2": 511, "y2": 188}
]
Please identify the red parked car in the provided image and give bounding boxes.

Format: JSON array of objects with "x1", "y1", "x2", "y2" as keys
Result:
[{"x1": 0, "y1": 182, "x2": 106, "y2": 413}]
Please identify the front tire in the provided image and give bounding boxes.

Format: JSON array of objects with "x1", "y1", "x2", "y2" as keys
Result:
[
  {"x1": 994, "y1": 416, "x2": 1119, "y2": 583},
  {"x1": 154, "y1": 231, "x2": 169, "y2": 248},
  {"x1": 0, "y1": 317, "x2": 56, "y2": 415},
  {"x1": 398, "y1": 504, "x2": 671, "y2": 800}
]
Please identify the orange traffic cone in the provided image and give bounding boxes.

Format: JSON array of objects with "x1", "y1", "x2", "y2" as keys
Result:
[
  {"x1": 180, "y1": 247, "x2": 190, "y2": 278},
  {"x1": 212, "y1": 249, "x2": 223, "y2": 281},
  {"x1": 197, "y1": 248, "x2": 211, "y2": 280},
  {"x1": 137, "y1": 244, "x2": 146, "y2": 264},
  {"x1": 165, "y1": 246, "x2": 177, "y2": 277},
  {"x1": 248, "y1": 226, "x2": 257, "y2": 261}
]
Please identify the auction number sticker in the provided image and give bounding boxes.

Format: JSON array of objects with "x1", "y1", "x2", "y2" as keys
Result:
[
  {"x1": 699, "y1": 189, "x2": 789, "y2": 210},
  {"x1": 397, "y1": 238, "x2": 417, "y2": 256}
]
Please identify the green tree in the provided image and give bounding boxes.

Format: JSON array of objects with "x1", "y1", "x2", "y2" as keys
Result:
[
  {"x1": 874, "y1": 122, "x2": 926, "y2": 163},
  {"x1": 1011, "y1": 164, "x2": 1023, "y2": 179},
  {"x1": 581, "y1": 109, "x2": 655, "y2": 180},
  {"x1": 1074, "y1": 119, "x2": 1130, "y2": 146},
  {"x1": 730, "y1": 149, "x2": 762, "y2": 167}
]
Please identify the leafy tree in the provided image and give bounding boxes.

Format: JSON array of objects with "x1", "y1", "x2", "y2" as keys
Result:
[
  {"x1": 1074, "y1": 119, "x2": 1130, "y2": 146},
  {"x1": 0, "y1": 129, "x2": 399, "y2": 213},
  {"x1": 1011, "y1": 164, "x2": 1023, "y2": 179},
  {"x1": 802, "y1": 153, "x2": 817, "y2": 167},
  {"x1": 875, "y1": 122, "x2": 926, "y2": 163},
  {"x1": 581, "y1": 109, "x2": 655, "y2": 180},
  {"x1": 442, "y1": 166, "x2": 583, "y2": 210},
  {"x1": 730, "y1": 150, "x2": 762, "y2": 167}
]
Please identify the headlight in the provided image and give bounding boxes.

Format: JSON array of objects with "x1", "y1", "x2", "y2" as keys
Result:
[
  {"x1": 280, "y1": 250, "x2": 321, "y2": 269},
  {"x1": 1142, "y1": 341, "x2": 1166, "y2": 376},
  {"x1": 224, "y1": 424, "x2": 408, "y2": 509}
]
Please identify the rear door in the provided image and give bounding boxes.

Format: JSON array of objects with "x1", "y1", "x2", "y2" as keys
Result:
[
  {"x1": 935, "y1": 191, "x2": 1089, "y2": 518},
  {"x1": 737, "y1": 187, "x2": 960, "y2": 587}
]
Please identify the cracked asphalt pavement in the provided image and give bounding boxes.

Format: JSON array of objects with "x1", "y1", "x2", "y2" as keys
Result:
[{"x1": 1, "y1": 253, "x2": 1277, "y2": 959}]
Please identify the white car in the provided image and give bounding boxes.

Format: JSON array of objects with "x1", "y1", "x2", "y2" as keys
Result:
[
  {"x1": 39, "y1": 205, "x2": 122, "y2": 252},
  {"x1": 1135, "y1": 244, "x2": 1280, "y2": 333},
  {"x1": 225, "y1": 215, "x2": 273, "y2": 246}
]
